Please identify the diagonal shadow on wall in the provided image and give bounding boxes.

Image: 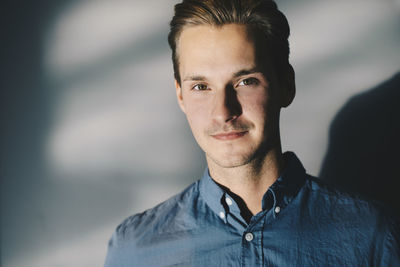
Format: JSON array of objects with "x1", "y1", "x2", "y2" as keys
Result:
[
  {"x1": 320, "y1": 72, "x2": 400, "y2": 217},
  {"x1": 1, "y1": 0, "x2": 184, "y2": 264}
]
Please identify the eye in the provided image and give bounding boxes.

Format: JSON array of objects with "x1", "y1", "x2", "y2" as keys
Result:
[
  {"x1": 192, "y1": 84, "x2": 209, "y2": 91},
  {"x1": 238, "y1": 78, "x2": 259, "y2": 86}
]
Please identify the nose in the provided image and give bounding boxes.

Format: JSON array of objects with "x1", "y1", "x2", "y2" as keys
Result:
[{"x1": 211, "y1": 85, "x2": 242, "y2": 123}]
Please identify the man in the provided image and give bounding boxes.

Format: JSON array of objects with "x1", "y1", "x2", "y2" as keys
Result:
[{"x1": 105, "y1": 0, "x2": 399, "y2": 266}]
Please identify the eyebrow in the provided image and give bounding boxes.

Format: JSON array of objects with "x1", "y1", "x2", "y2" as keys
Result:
[
  {"x1": 183, "y1": 75, "x2": 207, "y2": 82},
  {"x1": 183, "y1": 67, "x2": 262, "y2": 82},
  {"x1": 233, "y1": 67, "x2": 262, "y2": 78}
]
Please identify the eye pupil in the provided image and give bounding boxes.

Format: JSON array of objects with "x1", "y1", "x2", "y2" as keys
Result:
[
  {"x1": 240, "y1": 78, "x2": 259, "y2": 86},
  {"x1": 193, "y1": 84, "x2": 208, "y2": 90},
  {"x1": 242, "y1": 78, "x2": 252, "y2": 86}
]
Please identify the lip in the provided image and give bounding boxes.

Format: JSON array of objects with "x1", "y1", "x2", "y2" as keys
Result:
[{"x1": 211, "y1": 131, "x2": 248, "y2": 141}]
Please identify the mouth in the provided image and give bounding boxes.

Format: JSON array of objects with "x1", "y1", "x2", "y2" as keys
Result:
[{"x1": 211, "y1": 131, "x2": 248, "y2": 141}]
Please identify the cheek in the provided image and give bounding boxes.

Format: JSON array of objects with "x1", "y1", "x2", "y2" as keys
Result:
[
  {"x1": 183, "y1": 99, "x2": 209, "y2": 133},
  {"x1": 240, "y1": 91, "x2": 268, "y2": 122}
]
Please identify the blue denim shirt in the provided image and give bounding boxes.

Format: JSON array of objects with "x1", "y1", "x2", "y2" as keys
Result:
[{"x1": 104, "y1": 152, "x2": 400, "y2": 266}]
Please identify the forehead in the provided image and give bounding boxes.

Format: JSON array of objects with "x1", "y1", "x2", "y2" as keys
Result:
[{"x1": 176, "y1": 24, "x2": 258, "y2": 78}]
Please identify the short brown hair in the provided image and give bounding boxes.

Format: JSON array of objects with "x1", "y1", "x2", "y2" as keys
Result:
[{"x1": 168, "y1": 0, "x2": 291, "y2": 84}]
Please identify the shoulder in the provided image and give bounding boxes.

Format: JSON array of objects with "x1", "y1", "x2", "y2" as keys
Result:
[
  {"x1": 304, "y1": 175, "x2": 388, "y2": 215},
  {"x1": 104, "y1": 181, "x2": 202, "y2": 266},
  {"x1": 303, "y1": 175, "x2": 399, "y2": 236},
  {"x1": 303, "y1": 175, "x2": 400, "y2": 262},
  {"x1": 109, "y1": 180, "x2": 201, "y2": 248}
]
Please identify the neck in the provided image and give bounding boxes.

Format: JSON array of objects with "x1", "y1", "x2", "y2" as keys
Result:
[{"x1": 207, "y1": 147, "x2": 284, "y2": 215}]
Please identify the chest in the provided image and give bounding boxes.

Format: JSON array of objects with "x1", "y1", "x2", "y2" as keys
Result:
[{"x1": 128, "y1": 215, "x2": 371, "y2": 267}]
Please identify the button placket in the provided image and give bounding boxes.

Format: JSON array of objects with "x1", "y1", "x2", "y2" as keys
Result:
[
  {"x1": 219, "y1": 211, "x2": 225, "y2": 219},
  {"x1": 245, "y1": 232, "x2": 254, "y2": 242},
  {"x1": 225, "y1": 197, "x2": 233, "y2": 206},
  {"x1": 274, "y1": 206, "x2": 281, "y2": 214}
]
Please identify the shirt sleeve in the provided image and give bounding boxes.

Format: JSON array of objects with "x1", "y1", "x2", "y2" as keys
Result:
[
  {"x1": 379, "y1": 218, "x2": 400, "y2": 266},
  {"x1": 104, "y1": 230, "x2": 124, "y2": 267},
  {"x1": 103, "y1": 216, "x2": 139, "y2": 267}
]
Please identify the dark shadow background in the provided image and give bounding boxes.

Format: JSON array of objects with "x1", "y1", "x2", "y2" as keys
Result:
[
  {"x1": 2, "y1": 0, "x2": 62, "y2": 263},
  {"x1": 320, "y1": 72, "x2": 400, "y2": 217}
]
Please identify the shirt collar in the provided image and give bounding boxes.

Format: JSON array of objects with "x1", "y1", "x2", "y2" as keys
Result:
[
  {"x1": 199, "y1": 152, "x2": 307, "y2": 222},
  {"x1": 265, "y1": 151, "x2": 308, "y2": 211}
]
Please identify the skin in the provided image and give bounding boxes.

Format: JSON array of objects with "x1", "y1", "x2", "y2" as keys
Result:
[{"x1": 175, "y1": 24, "x2": 295, "y2": 215}]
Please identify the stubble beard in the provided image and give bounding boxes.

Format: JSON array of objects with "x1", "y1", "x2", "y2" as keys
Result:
[
  {"x1": 204, "y1": 118, "x2": 281, "y2": 171},
  {"x1": 205, "y1": 136, "x2": 274, "y2": 170}
]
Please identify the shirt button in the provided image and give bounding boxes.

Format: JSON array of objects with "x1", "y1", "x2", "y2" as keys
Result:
[
  {"x1": 275, "y1": 206, "x2": 281, "y2": 214},
  {"x1": 219, "y1": 211, "x2": 225, "y2": 219},
  {"x1": 225, "y1": 197, "x2": 233, "y2": 206},
  {"x1": 245, "y1": 232, "x2": 254, "y2": 242}
]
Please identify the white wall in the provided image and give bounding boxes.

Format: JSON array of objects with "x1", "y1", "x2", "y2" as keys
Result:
[{"x1": 2, "y1": 0, "x2": 399, "y2": 266}]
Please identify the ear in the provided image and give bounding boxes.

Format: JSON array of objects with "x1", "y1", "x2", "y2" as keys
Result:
[
  {"x1": 175, "y1": 79, "x2": 186, "y2": 113},
  {"x1": 281, "y1": 64, "x2": 296, "y2": 108}
]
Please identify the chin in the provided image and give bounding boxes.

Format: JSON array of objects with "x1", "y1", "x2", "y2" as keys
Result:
[{"x1": 206, "y1": 151, "x2": 254, "y2": 168}]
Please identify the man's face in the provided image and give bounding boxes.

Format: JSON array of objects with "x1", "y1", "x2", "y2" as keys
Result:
[{"x1": 175, "y1": 24, "x2": 290, "y2": 168}]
